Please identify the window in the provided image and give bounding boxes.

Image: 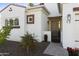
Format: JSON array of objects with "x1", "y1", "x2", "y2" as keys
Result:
[
  {"x1": 27, "y1": 15, "x2": 34, "y2": 24},
  {"x1": 14, "y1": 18, "x2": 19, "y2": 25},
  {"x1": 75, "y1": 13, "x2": 79, "y2": 21},
  {"x1": 5, "y1": 18, "x2": 20, "y2": 28},
  {"x1": 13, "y1": 18, "x2": 20, "y2": 28},
  {"x1": 5, "y1": 19, "x2": 8, "y2": 26},
  {"x1": 73, "y1": 8, "x2": 79, "y2": 21},
  {"x1": 9, "y1": 19, "x2": 13, "y2": 26}
]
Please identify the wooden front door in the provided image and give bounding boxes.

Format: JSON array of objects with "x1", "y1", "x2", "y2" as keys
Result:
[{"x1": 51, "y1": 20, "x2": 60, "y2": 42}]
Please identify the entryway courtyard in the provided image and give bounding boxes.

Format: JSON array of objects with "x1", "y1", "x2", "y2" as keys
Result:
[
  {"x1": 0, "y1": 40, "x2": 68, "y2": 56},
  {"x1": 44, "y1": 43, "x2": 68, "y2": 56}
]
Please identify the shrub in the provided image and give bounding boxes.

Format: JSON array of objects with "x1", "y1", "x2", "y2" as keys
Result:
[
  {"x1": 0, "y1": 19, "x2": 13, "y2": 45},
  {"x1": 21, "y1": 32, "x2": 38, "y2": 54}
]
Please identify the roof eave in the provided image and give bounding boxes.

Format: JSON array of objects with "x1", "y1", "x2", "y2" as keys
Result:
[
  {"x1": 26, "y1": 5, "x2": 50, "y2": 15},
  {"x1": 0, "y1": 4, "x2": 26, "y2": 13}
]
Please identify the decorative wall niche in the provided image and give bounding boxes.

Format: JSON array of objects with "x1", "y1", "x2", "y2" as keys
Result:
[{"x1": 27, "y1": 15, "x2": 34, "y2": 24}]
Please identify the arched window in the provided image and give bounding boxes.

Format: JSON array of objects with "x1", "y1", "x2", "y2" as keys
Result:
[
  {"x1": 14, "y1": 18, "x2": 19, "y2": 25},
  {"x1": 9, "y1": 19, "x2": 13, "y2": 26},
  {"x1": 5, "y1": 19, "x2": 8, "y2": 26}
]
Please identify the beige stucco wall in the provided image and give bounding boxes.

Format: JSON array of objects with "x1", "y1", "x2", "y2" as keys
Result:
[
  {"x1": 62, "y1": 3, "x2": 79, "y2": 48},
  {"x1": 26, "y1": 7, "x2": 49, "y2": 42}
]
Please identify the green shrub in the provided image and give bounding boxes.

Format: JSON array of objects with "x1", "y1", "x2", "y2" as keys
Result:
[{"x1": 21, "y1": 32, "x2": 38, "y2": 54}]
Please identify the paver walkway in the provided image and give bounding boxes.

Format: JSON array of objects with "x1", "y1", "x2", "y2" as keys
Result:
[{"x1": 43, "y1": 43, "x2": 68, "y2": 56}]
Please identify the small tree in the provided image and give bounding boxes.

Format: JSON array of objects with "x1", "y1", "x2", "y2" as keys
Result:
[
  {"x1": 21, "y1": 32, "x2": 38, "y2": 55},
  {"x1": 0, "y1": 21, "x2": 12, "y2": 45}
]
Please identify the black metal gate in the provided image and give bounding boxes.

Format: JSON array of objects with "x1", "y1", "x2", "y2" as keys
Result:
[{"x1": 51, "y1": 30, "x2": 60, "y2": 43}]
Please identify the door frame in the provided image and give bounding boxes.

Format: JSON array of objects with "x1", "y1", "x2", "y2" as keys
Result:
[{"x1": 48, "y1": 16, "x2": 62, "y2": 43}]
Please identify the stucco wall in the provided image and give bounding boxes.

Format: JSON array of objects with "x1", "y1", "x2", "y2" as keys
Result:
[
  {"x1": 43, "y1": 31, "x2": 51, "y2": 42},
  {"x1": 62, "y1": 3, "x2": 79, "y2": 48},
  {"x1": 26, "y1": 7, "x2": 49, "y2": 42},
  {"x1": 41, "y1": 8, "x2": 49, "y2": 41},
  {"x1": 1, "y1": 5, "x2": 26, "y2": 42},
  {"x1": 26, "y1": 8, "x2": 42, "y2": 42},
  {"x1": 0, "y1": 5, "x2": 49, "y2": 42}
]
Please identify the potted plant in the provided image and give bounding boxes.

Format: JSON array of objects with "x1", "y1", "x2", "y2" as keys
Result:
[
  {"x1": 67, "y1": 47, "x2": 79, "y2": 56},
  {"x1": 74, "y1": 48, "x2": 79, "y2": 56}
]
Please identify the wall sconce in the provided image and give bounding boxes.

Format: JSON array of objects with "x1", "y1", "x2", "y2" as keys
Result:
[
  {"x1": 66, "y1": 14, "x2": 71, "y2": 24},
  {"x1": 9, "y1": 7, "x2": 12, "y2": 12}
]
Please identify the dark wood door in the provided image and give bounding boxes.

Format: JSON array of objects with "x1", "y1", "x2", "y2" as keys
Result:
[{"x1": 51, "y1": 20, "x2": 60, "y2": 43}]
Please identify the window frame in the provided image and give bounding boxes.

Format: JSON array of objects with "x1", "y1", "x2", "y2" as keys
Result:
[
  {"x1": 14, "y1": 18, "x2": 19, "y2": 26},
  {"x1": 5, "y1": 18, "x2": 20, "y2": 28},
  {"x1": 5, "y1": 19, "x2": 8, "y2": 26}
]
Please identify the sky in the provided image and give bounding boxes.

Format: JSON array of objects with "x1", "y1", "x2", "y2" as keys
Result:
[
  {"x1": 0, "y1": 3, "x2": 8, "y2": 10},
  {"x1": 0, "y1": 3, "x2": 39, "y2": 10},
  {"x1": 0, "y1": 3, "x2": 27, "y2": 10}
]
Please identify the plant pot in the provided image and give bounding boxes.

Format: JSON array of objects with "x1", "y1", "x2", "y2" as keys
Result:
[{"x1": 67, "y1": 47, "x2": 79, "y2": 56}]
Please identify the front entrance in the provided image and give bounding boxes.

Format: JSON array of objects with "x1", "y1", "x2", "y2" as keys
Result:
[
  {"x1": 48, "y1": 16, "x2": 61, "y2": 43},
  {"x1": 51, "y1": 20, "x2": 60, "y2": 43}
]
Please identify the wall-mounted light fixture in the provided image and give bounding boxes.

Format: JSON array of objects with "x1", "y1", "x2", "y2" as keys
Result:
[
  {"x1": 9, "y1": 7, "x2": 12, "y2": 12},
  {"x1": 66, "y1": 14, "x2": 71, "y2": 24}
]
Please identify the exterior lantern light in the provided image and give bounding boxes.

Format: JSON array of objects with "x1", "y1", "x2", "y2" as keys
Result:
[{"x1": 67, "y1": 14, "x2": 71, "y2": 23}]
